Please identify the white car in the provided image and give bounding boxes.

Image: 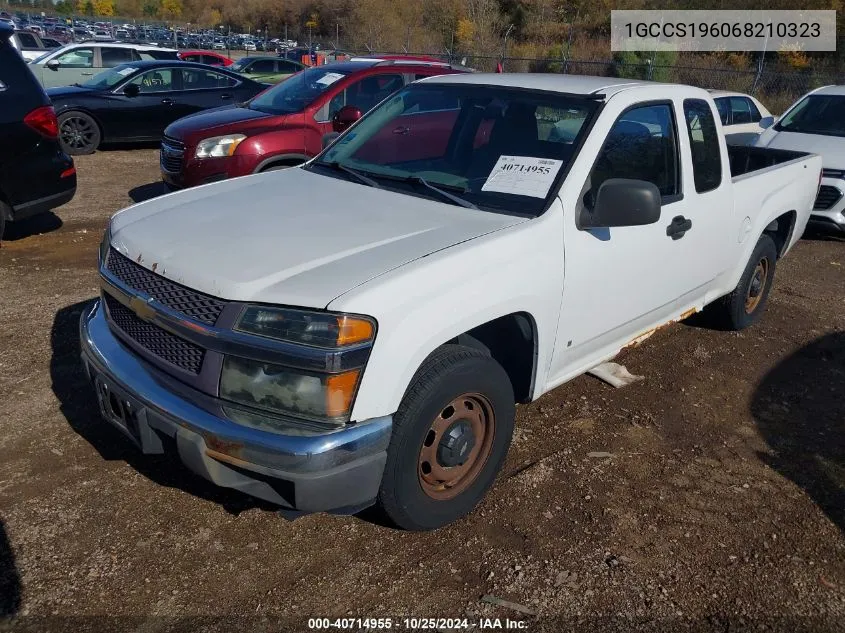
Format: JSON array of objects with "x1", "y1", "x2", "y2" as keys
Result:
[
  {"x1": 243, "y1": 40, "x2": 257, "y2": 51},
  {"x1": 81, "y1": 74, "x2": 820, "y2": 531},
  {"x1": 755, "y1": 85, "x2": 845, "y2": 233},
  {"x1": 28, "y1": 42, "x2": 178, "y2": 88},
  {"x1": 709, "y1": 90, "x2": 774, "y2": 145}
]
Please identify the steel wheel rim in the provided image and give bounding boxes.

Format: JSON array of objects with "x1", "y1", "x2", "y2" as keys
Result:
[
  {"x1": 60, "y1": 116, "x2": 95, "y2": 150},
  {"x1": 745, "y1": 257, "x2": 769, "y2": 313},
  {"x1": 418, "y1": 393, "x2": 495, "y2": 500}
]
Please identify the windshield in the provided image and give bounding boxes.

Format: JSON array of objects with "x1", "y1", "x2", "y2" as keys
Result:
[
  {"x1": 310, "y1": 83, "x2": 599, "y2": 216},
  {"x1": 80, "y1": 64, "x2": 138, "y2": 89},
  {"x1": 248, "y1": 66, "x2": 350, "y2": 115},
  {"x1": 776, "y1": 94, "x2": 845, "y2": 137}
]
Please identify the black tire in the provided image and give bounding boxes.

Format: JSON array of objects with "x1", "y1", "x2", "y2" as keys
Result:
[
  {"x1": 377, "y1": 344, "x2": 515, "y2": 531},
  {"x1": 58, "y1": 111, "x2": 101, "y2": 155},
  {"x1": 709, "y1": 234, "x2": 778, "y2": 330}
]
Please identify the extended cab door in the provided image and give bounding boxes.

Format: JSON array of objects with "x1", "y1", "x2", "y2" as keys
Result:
[{"x1": 549, "y1": 94, "x2": 731, "y2": 381}]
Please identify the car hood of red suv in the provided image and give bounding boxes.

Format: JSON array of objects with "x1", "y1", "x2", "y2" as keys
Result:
[{"x1": 164, "y1": 105, "x2": 285, "y2": 143}]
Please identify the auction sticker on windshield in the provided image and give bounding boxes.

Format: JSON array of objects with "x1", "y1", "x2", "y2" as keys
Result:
[
  {"x1": 481, "y1": 155, "x2": 563, "y2": 198},
  {"x1": 316, "y1": 72, "x2": 345, "y2": 86},
  {"x1": 117, "y1": 67, "x2": 137, "y2": 76}
]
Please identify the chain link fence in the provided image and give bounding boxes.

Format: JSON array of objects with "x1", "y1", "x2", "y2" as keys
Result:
[{"x1": 355, "y1": 50, "x2": 839, "y2": 114}]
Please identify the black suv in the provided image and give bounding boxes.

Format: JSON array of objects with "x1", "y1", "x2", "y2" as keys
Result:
[{"x1": 0, "y1": 23, "x2": 76, "y2": 239}]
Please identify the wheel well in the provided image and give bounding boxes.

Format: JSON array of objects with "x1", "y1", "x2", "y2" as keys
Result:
[
  {"x1": 449, "y1": 313, "x2": 537, "y2": 404},
  {"x1": 764, "y1": 211, "x2": 797, "y2": 258},
  {"x1": 258, "y1": 157, "x2": 306, "y2": 172}
]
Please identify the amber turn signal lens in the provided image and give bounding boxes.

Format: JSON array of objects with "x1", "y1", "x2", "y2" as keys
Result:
[
  {"x1": 325, "y1": 370, "x2": 361, "y2": 418},
  {"x1": 336, "y1": 316, "x2": 374, "y2": 346}
]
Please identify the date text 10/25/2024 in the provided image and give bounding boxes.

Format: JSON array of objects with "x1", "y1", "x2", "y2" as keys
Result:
[{"x1": 307, "y1": 617, "x2": 530, "y2": 630}]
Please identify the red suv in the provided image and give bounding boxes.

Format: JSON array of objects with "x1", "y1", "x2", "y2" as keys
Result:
[{"x1": 160, "y1": 59, "x2": 467, "y2": 190}]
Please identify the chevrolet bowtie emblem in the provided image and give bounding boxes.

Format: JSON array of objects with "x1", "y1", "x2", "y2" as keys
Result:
[{"x1": 128, "y1": 296, "x2": 156, "y2": 322}]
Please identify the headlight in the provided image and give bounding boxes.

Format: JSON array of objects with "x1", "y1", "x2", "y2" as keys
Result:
[
  {"x1": 235, "y1": 306, "x2": 375, "y2": 348},
  {"x1": 220, "y1": 356, "x2": 361, "y2": 424},
  {"x1": 195, "y1": 134, "x2": 246, "y2": 159}
]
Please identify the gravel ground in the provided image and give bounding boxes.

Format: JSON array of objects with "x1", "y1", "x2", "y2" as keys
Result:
[{"x1": 0, "y1": 149, "x2": 844, "y2": 633}]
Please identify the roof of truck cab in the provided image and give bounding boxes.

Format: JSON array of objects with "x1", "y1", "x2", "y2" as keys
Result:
[
  {"x1": 811, "y1": 85, "x2": 845, "y2": 96},
  {"x1": 418, "y1": 73, "x2": 657, "y2": 97}
]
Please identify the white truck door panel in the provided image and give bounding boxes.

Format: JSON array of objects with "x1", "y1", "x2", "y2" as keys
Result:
[{"x1": 548, "y1": 96, "x2": 729, "y2": 385}]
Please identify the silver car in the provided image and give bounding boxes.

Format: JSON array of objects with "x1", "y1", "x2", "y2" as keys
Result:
[{"x1": 29, "y1": 43, "x2": 178, "y2": 88}]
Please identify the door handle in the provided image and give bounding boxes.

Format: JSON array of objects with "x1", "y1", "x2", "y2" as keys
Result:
[
  {"x1": 392, "y1": 126, "x2": 410, "y2": 135},
  {"x1": 666, "y1": 215, "x2": 692, "y2": 240},
  {"x1": 81, "y1": 72, "x2": 94, "y2": 76},
  {"x1": 220, "y1": 93, "x2": 233, "y2": 100},
  {"x1": 161, "y1": 98, "x2": 174, "y2": 105}
]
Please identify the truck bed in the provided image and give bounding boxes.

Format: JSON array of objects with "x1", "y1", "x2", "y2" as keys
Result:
[{"x1": 728, "y1": 145, "x2": 812, "y2": 179}]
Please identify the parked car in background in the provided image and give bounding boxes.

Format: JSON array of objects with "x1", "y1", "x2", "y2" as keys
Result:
[
  {"x1": 178, "y1": 49, "x2": 233, "y2": 66},
  {"x1": 40, "y1": 37, "x2": 63, "y2": 50},
  {"x1": 243, "y1": 40, "x2": 257, "y2": 51},
  {"x1": 212, "y1": 39, "x2": 226, "y2": 50},
  {"x1": 228, "y1": 56, "x2": 305, "y2": 84},
  {"x1": 0, "y1": 23, "x2": 76, "y2": 239},
  {"x1": 84, "y1": 74, "x2": 819, "y2": 530},
  {"x1": 29, "y1": 42, "x2": 179, "y2": 88},
  {"x1": 9, "y1": 28, "x2": 49, "y2": 60},
  {"x1": 161, "y1": 59, "x2": 468, "y2": 189},
  {"x1": 48, "y1": 61, "x2": 267, "y2": 155},
  {"x1": 755, "y1": 85, "x2": 845, "y2": 233},
  {"x1": 709, "y1": 90, "x2": 774, "y2": 145}
]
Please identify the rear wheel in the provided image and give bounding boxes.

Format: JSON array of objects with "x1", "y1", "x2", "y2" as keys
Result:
[
  {"x1": 58, "y1": 111, "x2": 101, "y2": 155},
  {"x1": 261, "y1": 161, "x2": 303, "y2": 173},
  {"x1": 709, "y1": 234, "x2": 778, "y2": 330},
  {"x1": 377, "y1": 345, "x2": 515, "y2": 531}
]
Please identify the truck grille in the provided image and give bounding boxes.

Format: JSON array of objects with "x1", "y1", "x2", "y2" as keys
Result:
[
  {"x1": 106, "y1": 250, "x2": 226, "y2": 325},
  {"x1": 104, "y1": 294, "x2": 205, "y2": 375},
  {"x1": 814, "y1": 185, "x2": 843, "y2": 211},
  {"x1": 160, "y1": 136, "x2": 185, "y2": 173}
]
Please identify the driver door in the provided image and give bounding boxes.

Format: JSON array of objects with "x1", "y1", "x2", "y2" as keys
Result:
[
  {"x1": 112, "y1": 68, "x2": 178, "y2": 140},
  {"x1": 42, "y1": 46, "x2": 95, "y2": 88}
]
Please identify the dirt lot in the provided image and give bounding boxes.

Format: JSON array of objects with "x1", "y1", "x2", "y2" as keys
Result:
[{"x1": 0, "y1": 149, "x2": 844, "y2": 633}]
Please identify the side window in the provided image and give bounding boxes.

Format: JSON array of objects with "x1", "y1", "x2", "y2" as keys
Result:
[
  {"x1": 182, "y1": 53, "x2": 200, "y2": 63},
  {"x1": 17, "y1": 32, "x2": 38, "y2": 48},
  {"x1": 714, "y1": 97, "x2": 730, "y2": 125},
  {"x1": 278, "y1": 61, "x2": 300, "y2": 73},
  {"x1": 101, "y1": 47, "x2": 134, "y2": 68},
  {"x1": 683, "y1": 99, "x2": 722, "y2": 193},
  {"x1": 590, "y1": 103, "x2": 679, "y2": 200},
  {"x1": 250, "y1": 59, "x2": 275, "y2": 73},
  {"x1": 181, "y1": 68, "x2": 238, "y2": 90},
  {"x1": 729, "y1": 96, "x2": 753, "y2": 124},
  {"x1": 204, "y1": 55, "x2": 223, "y2": 66},
  {"x1": 746, "y1": 97, "x2": 762, "y2": 122},
  {"x1": 129, "y1": 68, "x2": 174, "y2": 93},
  {"x1": 55, "y1": 47, "x2": 94, "y2": 68},
  {"x1": 327, "y1": 73, "x2": 404, "y2": 119}
]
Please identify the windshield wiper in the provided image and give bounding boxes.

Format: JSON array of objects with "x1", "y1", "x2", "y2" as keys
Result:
[
  {"x1": 406, "y1": 176, "x2": 478, "y2": 210},
  {"x1": 325, "y1": 161, "x2": 382, "y2": 189}
]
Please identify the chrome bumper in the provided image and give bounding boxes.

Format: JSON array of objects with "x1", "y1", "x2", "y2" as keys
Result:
[{"x1": 79, "y1": 299, "x2": 391, "y2": 513}]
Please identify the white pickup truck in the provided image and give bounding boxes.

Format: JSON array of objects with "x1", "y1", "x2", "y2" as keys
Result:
[{"x1": 81, "y1": 74, "x2": 821, "y2": 530}]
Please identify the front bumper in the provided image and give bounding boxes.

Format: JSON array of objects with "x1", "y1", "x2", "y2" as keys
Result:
[
  {"x1": 161, "y1": 153, "x2": 257, "y2": 190},
  {"x1": 811, "y1": 178, "x2": 845, "y2": 233},
  {"x1": 79, "y1": 299, "x2": 391, "y2": 513}
]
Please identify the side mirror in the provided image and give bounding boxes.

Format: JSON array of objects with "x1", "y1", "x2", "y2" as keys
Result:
[
  {"x1": 332, "y1": 104, "x2": 362, "y2": 133},
  {"x1": 123, "y1": 83, "x2": 140, "y2": 97},
  {"x1": 580, "y1": 179, "x2": 662, "y2": 229},
  {"x1": 322, "y1": 131, "x2": 341, "y2": 149},
  {"x1": 759, "y1": 116, "x2": 775, "y2": 129},
  {"x1": 46, "y1": 58, "x2": 60, "y2": 70}
]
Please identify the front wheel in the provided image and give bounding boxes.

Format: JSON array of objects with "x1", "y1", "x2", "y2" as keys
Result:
[
  {"x1": 709, "y1": 234, "x2": 778, "y2": 330},
  {"x1": 377, "y1": 344, "x2": 515, "y2": 531},
  {"x1": 58, "y1": 111, "x2": 101, "y2": 155}
]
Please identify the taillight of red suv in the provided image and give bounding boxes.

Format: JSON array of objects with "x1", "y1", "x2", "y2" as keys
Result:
[{"x1": 23, "y1": 105, "x2": 59, "y2": 139}]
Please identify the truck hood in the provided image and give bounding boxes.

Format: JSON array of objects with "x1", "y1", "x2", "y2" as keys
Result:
[
  {"x1": 164, "y1": 105, "x2": 279, "y2": 141},
  {"x1": 757, "y1": 129, "x2": 845, "y2": 169},
  {"x1": 110, "y1": 168, "x2": 527, "y2": 308}
]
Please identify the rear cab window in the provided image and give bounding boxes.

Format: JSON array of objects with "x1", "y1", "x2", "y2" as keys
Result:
[{"x1": 683, "y1": 99, "x2": 723, "y2": 193}]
